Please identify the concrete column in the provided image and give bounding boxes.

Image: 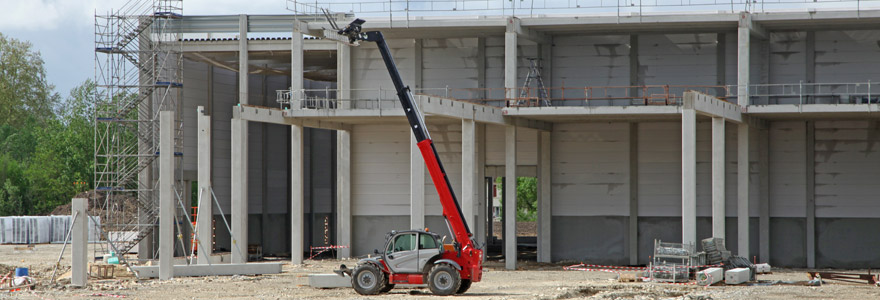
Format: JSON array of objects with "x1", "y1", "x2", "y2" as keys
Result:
[
  {"x1": 291, "y1": 23, "x2": 304, "y2": 105},
  {"x1": 475, "y1": 124, "x2": 486, "y2": 247},
  {"x1": 805, "y1": 121, "x2": 816, "y2": 268},
  {"x1": 410, "y1": 133, "x2": 425, "y2": 229},
  {"x1": 681, "y1": 107, "x2": 697, "y2": 246},
  {"x1": 712, "y1": 117, "x2": 726, "y2": 239},
  {"x1": 159, "y1": 111, "x2": 174, "y2": 280},
  {"x1": 337, "y1": 43, "x2": 351, "y2": 108},
  {"x1": 737, "y1": 123, "x2": 750, "y2": 257},
  {"x1": 462, "y1": 119, "x2": 476, "y2": 230},
  {"x1": 230, "y1": 118, "x2": 248, "y2": 263},
  {"x1": 758, "y1": 128, "x2": 770, "y2": 263},
  {"x1": 504, "y1": 26, "x2": 518, "y2": 101},
  {"x1": 537, "y1": 131, "x2": 552, "y2": 263},
  {"x1": 197, "y1": 107, "x2": 213, "y2": 264},
  {"x1": 628, "y1": 123, "x2": 639, "y2": 265},
  {"x1": 336, "y1": 130, "x2": 351, "y2": 258},
  {"x1": 414, "y1": 39, "x2": 423, "y2": 90},
  {"x1": 291, "y1": 124, "x2": 305, "y2": 264},
  {"x1": 71, "y1": 198, "x2": 87, "y2": 286},
  {"x1": 504, "y1": 126, "x2": 517, "y2": 270},
  {"x1": 239, "y1": 14, "x2": 248, "y2": 105},
  {"x1": 737, "y1": 23, "x2": 750, "y2": 106}
]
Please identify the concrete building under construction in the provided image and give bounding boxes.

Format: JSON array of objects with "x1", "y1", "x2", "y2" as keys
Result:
[{"x1": 97, "y1": 1, "x2": 880, "y2": 271}]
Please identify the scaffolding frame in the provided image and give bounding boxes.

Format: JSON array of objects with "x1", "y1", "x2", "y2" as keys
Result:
[{"x1": 94, "y1": 0, "x2": 184, "y2": 256}]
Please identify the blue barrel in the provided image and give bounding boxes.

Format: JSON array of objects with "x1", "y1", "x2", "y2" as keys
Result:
[{"x1": 14, "y1": 268, "x2": 27, "y2": 277}]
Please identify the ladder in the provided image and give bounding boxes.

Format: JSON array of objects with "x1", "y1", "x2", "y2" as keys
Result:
[{"x1": 516, "y1": 58, "x2": 551, "y2": 107}]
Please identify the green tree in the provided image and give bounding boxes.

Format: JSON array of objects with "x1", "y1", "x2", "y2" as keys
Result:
[
  {"x1": 0, "y1": 33, "x2": 58, "y2": 126},
  {"x1": 496, "y1": 177, "x2": 538, "y2": 222}
]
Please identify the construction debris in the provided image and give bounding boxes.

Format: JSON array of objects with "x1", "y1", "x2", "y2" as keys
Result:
[{"x1": 807, "y1": 271, "x2": 879, "y2": 285}]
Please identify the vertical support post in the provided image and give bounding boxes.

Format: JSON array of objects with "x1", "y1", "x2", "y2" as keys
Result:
[
  {"x1": 337, "y1": 43, "x2": 351, "y2": 108},
  {"x1": 291, "y1": 124, "x2": 305, "y2": 264},
  {"x1": 628, "y1": 123, "x2": 639, "y2": 265},
  {"x1": 759, "y1": 128, "x2": 770, "y2": 263},
  {"x1": 504, "y1": 18, "x2": 518, "y2": 101},
  {"x1": 504, "y1": 126, "x2": 518, "y2": 270},
  {"x1": 737, "y1": 123, "x2": 750, "y2": 257},
  {"x1": 538, "y1": 130, "x2": 552, "y2": 263},
  {"x1": 71, "y1": 198, "x2": 87, "y2": 286},
  {"x1": 712, "y1": 117, "x2": 726, "y2": 239},
  {"x1": 159, "y1": 111, "x2": 174, "y2": 280},
  {"x1": 681, "y1": 97, "x2": 697, "y2": 246},
  {"x1": 411, "y1": 133, "x2": 425, "y2": 229},
  {"x1": 239, "y1": 14, "x2": 248, "y2": 105},
  {"x1": 805, "y1": 121, "x2": 816, "y2": 268},
  {"x1": 414, "y1": 39, "x2": 423, "y2": 91},
  {"x1": 737, "y1": 16, "x2": 750, "y2": 106},
  {"x1": 477, "y1": 38, "x2": 487, "y2": 99},
  {"x1": 336, "y1": 130, "x2": 351, "y2": 258},
  {"x1": 462, "y1": 120, "x2": 476, "y2": 230},
  {"x1": 475, "y1": 123, "x2": 486, "y2": 247},
  {"x1": 291, "y1": 22, "x2": 304, "y2": 105},
  {"x1": 230, "y1": 117, "x2": 248, "y2": 263},
  {"x1": 629, "y1": 35, "x2": 640, "y2": 99},
  {"x1": 197, "y1": 107, "x2": 213, "y2": 264}
]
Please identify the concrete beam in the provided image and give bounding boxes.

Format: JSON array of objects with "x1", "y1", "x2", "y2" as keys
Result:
[
  {"x1": 506, "y1": 17, "x2": 550, "y2": 45},
  {"x1": 503, "y1": 105, "x2": 681, "y2": 118},
  {"x1": 291, "y1": 124, "x2": 305, "y2": 264},
  {"x1": 628, "y1": 123, "x2": 638, "y2": 265},
  {"x1": 462, "y1": 119, "x2": 476, "y2": 231},
  {"x1": 71, "y1": 198, "x2": 87, "y2": 287},
  {"x1": 197, "y1": 107, "x2": 213, "y2": 265},
  {"x1": 336, "y1": 130, "x2": 351, "y2": 258},
  {"x1": 537, "y1": 131, "x2": 551, "y2": 263},
  {"x1": 684, "y1": 91, "x2": 743, "y2": 123},
  {"x1": 712, "y1": 117, "x2": 725, "y2": 240},
  {"x1": 737, "y1": 123, "x2": 750, "y2": 258},
  {"x1": 230, "y1": 117, "x2": 248, "y2": 264},
  {"x1": 738, "y1": 12, "x2": 767, "y2": 40},
  {"x1": 131, "y1": 263, "x2": 283, "y2": 278},
  {"x1": 682, "y1": 107, "x2": 697, "y2": 246},
  {"x1": 504, "y1": 125, "x2": 517, "y2": 270},
  {"x1": 411, "y1": 132, "x2": 425, "y2": 230},
  {"x1": 181, "y1": 39, "x2": 338, "y2": 52},
  {"x1": 239, "y1": 14, "x2": 248, "y2": 105},
  {"x1": 806, "y1": 121, "x2": 816, "y2": 268},
  {"x1": 159, "y1": 111, "x2": 175, "y2": 280},
  {"x1": 235, "y1": 105, "x2": 351, "y2": 130},
  {"x1": 758, "y1": 128, "x2": 770, "y2": 263}
]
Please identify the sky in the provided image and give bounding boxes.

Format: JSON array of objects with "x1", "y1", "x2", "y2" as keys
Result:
[
  {"x1": 0, "y1": 0, "x2": 871, "y2": 98},
  {"x1": 1, "y1": 0, "x2": 284, "y2": 98}
]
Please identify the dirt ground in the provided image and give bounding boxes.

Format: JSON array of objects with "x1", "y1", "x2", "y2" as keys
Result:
[{"x1": 1, "y1": 244, "x2": 879, "y2": 299}]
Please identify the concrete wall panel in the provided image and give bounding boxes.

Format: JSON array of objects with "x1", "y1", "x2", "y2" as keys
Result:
[
  {"x1": 814, "y1": 120, "x2": 880, "y2": 218},
  {"x1": 551, "y1": 216, "x2": 626, "y2": 264},
  {"x1": 484, "y1": 124, "x2": 537, "y2": 166},
  {"x1": 769, "y1": 121, "x2": 807, "y2": 217},
  {"x1": 351, "y1": 124, "x2": 410, "y2": 216}
]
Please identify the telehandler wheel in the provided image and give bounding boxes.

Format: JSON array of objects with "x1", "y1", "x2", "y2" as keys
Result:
[
  {"x1": 456, "y1": 279, "x2": 472, "y2": 294},
  {"x1": 427, "y1": 264, "x2": 461, "y2": 296},
  {"x1": 351, "y1": 264, "x2": 386, "y2": 295}
]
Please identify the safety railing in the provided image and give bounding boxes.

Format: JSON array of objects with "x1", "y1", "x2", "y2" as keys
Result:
[{"x1": 726, "y1": 81, "x2": 879, "y2": 105}]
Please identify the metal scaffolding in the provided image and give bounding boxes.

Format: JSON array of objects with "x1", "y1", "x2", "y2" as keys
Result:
[{"x1": 94, "y1": 0, "x2": 184, "y2": 256}]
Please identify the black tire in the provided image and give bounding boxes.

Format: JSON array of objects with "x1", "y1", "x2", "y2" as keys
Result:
[
  {"x1": 427, "y1": 264, "x2": 461, "y2": 296},
  {"x1": 456, "y1": 279, "x2": 472, "y2": 294},
  {"x1": 351, "y1": 264, "x2": 386, "y2": 295},
  {"x1": 379, "y1": 282, "x2": 395, "y2": 293}
]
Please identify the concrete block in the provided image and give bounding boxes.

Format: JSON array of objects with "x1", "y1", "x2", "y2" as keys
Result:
[
  {"x1": 308, "y1": 274, "x2": 351, "y2": 288},
  {"x1": 696, "y1": 267, "x2": 723, "y2": 286},
  {"x1": 724, "y1": 267, "x2": 750, "y2": 284}
]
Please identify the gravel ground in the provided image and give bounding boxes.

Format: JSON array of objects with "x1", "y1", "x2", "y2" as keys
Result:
[{"x1": 0, "y1": 244, "x2": 878, "y2": 299}]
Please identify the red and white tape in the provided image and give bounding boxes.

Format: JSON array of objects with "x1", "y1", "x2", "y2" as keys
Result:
[{"x1": 310, "y1": 245, "x2": 350, "y2": 250}]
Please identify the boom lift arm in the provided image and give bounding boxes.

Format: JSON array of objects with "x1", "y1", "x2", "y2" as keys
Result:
[{"x1": 339, "y1": 19, "x2": 477, "y2": 254}]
